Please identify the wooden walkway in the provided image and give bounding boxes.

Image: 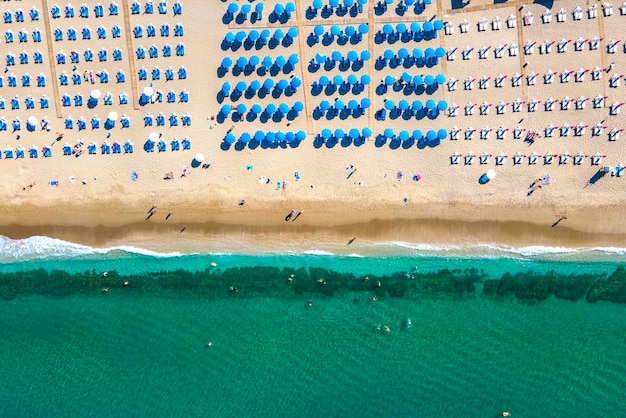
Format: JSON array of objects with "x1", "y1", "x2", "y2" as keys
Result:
[
  {"x1": 121, "y1": 0, "x2": 140, "y2": 109},
  {"x1": 295, "y1": 2, "x2": 314, "y2": 134},
  {"x1": 515, "y1": 5, "x2": 529, "y2": 103},
  {"x1": 41, "y1": 0, "x2": 62, "y2": 118}
]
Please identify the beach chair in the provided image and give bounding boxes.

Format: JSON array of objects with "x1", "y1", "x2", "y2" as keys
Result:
[
  {"x1": 29, "y1": 146, "x2": 38, "y2": 158},
  {"x1": 124, "y1": 141, "x2": 134, "y2": 153},
  {"x1": 112, "y1": 25, "x2": 121, "y2": 38},
  {"x1": 180, "y1": 90, "x2": 189, "y2": 103},
  {"x1": 95, "y1": 4, "x2": 105, "y2": 18},
  {"x1": 465, "y1": 102, "x2": 475, "y2": 116},
  {"x1": 121, "y1": 116, "x2": 130, "y2": 128},
  {"x1": 506, "y1": 14, "x2": 516, "y2": 28},
  {"x1": 158, "y1": 140, "x2": 166, "y2": 152},
  {"x1": 448, "y1": 104, "x2": 458, "y2": 117},
  {"x1": 92, "y1": 117, "x2": 101, "y2": 129},
  {"x1": 88, "y1": 142, "x2": 97, "y2": 154},
  {"x1": 174, "y1": 24, "x2": 184, "y2": 37},
  {"x1": 119, "y1": 92, "x2": 129, "y2": 105},
  {"x1": 74, "y1": 94, "x2": 83, "y2": 106},
  {"x1": 528, "y1": 153, "x2": 539, "y2": 165},
  {"x1": 178, "y1": 67, "x2": 187, "y2": 79},
  {"x1": 30, "y1": 7, "x2": 40, "y2": 21},
  {"x1": 591, "y1": 153, "x2": 604, "y2": 166},
  {"x1": 32, "y1": 29, "x2": 42, "y2": 43},
  {"x1": 513, "y1": 153, "x2": 524, "y2": 165},
  {"x1": 101, "y1": 142, "x2": 111, "y2": 154},
  {"x1": 513, "y1": 127, "x2": 524, "y2": 139},
  {"x1": 480, "y1": 127, "x2": 491, "y2": 140},
  {"x1": 173, "y1": 2, "x2": 183, "y2": 16},
  {"x1": 113, "y1": 48, "x2": 123, "y2": 61},
  {"x1": 462, "y1": 47, "x2": 473, "y2": 60},
  {"x1": 182, "y1": 138, "x2": 191, "y2": 150},
  {"x1": 110, "y1": 2, "x2": 119, "y2": 15},
  {"x1": 171, "y1": 139, "x2": 180, "y2": 151},
  {"x1": 163, "y1": 44, "x2": 172, "y2": 57},
  {"x1": 21, "y1": 74, "x2": 30, "y2": 87},
  {"x1": 25, "y1": 96, "x2": 34, "y2": 109},
  {"x1": 77, "y1": 117, "x2": 87, "y2": 131},
  {"x1": 464, "y1": 153, "x2": 475, "y2": 165},
  {"x1": 146, "y1": 1, "x2": 154, "y2": 14},
  {"x1": 5, "y1": 147, "x2": 13, "y2": 158},
  {"x1": 182, "y1": 114, "x2": 191, "y2": 126},
  {"x1": 459, "y1": 19, "x2": 468, "y2": 34},
  {"x1": 133, "y1": 25, "x2": 143, "y2": 38},
  {"x1": 592, "y1": 124, "x2": 606, "y2": 137},
  {"x1": 147, "y1": 24, "x2": 156, "y2": 37},
  {"x1": 63, "y1": 143, "x2": 72, "y2": 155},
  {"x1": 176, "y1": 43, "x2": 185, "y2": 56},
  {"x1": 80, "y1": 4, "x2": 89, "y2": 18},
  {"x1": 161, "y1": 24, "x2": 170, "y2": 37},
  {"x1": 167, "y1": 91, "x2": 176, "y2": 103},
  {"x1": 131, "y1": 1, "x2": 140, "y2": 15},
  {"x1": 112, "y1": 142, "x2": 121, "y2": 154}
]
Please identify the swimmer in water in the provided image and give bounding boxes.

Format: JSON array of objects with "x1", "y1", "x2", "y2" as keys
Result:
[
  {"x1": 102, "y1": 288, "x2": 108, "y2": 293},
  {"x1": 102, "y1": 272, "x2": 108, "y2": 277}
]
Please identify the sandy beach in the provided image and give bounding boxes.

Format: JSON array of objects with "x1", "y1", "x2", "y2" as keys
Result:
[{"x1": 2, "y1": 0, "x2": 626, "y2": 252}]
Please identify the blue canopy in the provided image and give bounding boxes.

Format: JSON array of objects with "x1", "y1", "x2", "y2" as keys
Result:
[
  {"x1": 437, "y1": 129, "x2": 447, "y2": 140},
  {"x1": 423, "y1": 21, "x2": 433, "y2": 32},
  {"x1": 250, "y1": 80, "x2": 261, "y2": 91},
  {"x1": 314, "y1": 25, "x2": 324, "y2": 36},
  {"x1": 399, "y1": 131, "x2": 409, "y2": 141},
  {"x1": 361, "y1": 50, "x2": 371, "y2": 61},
  {"x1": 277, "y1": 79, "x2": 289, "y2": 90},
  {"x1": 398, "y1": 99, "x2": 409, "y2": 110},
  {"x1": 279, "y1": 103, "x2": 290, "y2": 114},
  {"x1": 335, "y1": 99, "x2": 345, "y2": 110},
  {"x1": 385, "y1": 100, "x2": 395, "y2": 110},
  {"x1": 424, "y1": 75, "x2": 435, "y2": 86},
  {"x1": 361, "y1": 98, "x2": 371, "y2": 108},
  {"x1": 221, "y1": 57, "x2": 232, "y2": 68},
  {"x1": 383, "y1": 49, "x2": 394, "y2": 61},
  {"x1": 362, "y1": 127, "x2": 372, "y2": 138},
  {"x1": 225, "y1": 32, "x2": 235, "y2": 43},
  {"x1": 286, "y1": 3, "x2": 296, "y2": 13},
  {"x1": 349, "y1": 128, "x2": 360, "y2": 139},
  {"x1": 222, "y1": 82, "x2": 232, "y2": 94},
  {"x1": 358, "y1": 23, "x2": 369, "y2": 34},
  {"x1": 242, "y1": 5, "x2": 252, "y2": 14},
  {"x1": 260, "y1": 29, "x2": 271, "y2": 39},
  {"x1": 426, "y1": 130, "x2": 436, "y2": 141},
  {"x1": 413, "y1": 48, "x2": 423, "y2": 58},
  {"x1": 396, "y1": 23, "x2": 407, "y2": 33},
  {"x1": 321, "y1": 128, "x2": 332, "y2": 139},
  {"x1": 330, "y1": 0, "x2": 339, "y2": 6},
  {"x1": 413, "y1": 75, "x2": 423, "y2": 85},
  {"x1": 319, "y1": 75, "x2": 330, "y2": 86},
  {"x1": 435, "y1": 47, "x2": 446, "y2": 58},
  {"x1": 412, "y1": 130, "x2": 423, "y2": 140},
  {"x1": 425, "y1": 99, "x2": 436, "y2": 109},
  {"x1": 412, "y1": 100, "x2": 423, "y2": 111},
  {"x1": 344, "y1": 0, "x2": 354, "y2": 6},
  {"x1": 255, "y1": 130, "x2": 265, "y2": 141},
  {"x1": 236, "y1": 31, "x2": 247, "y2": 42},
  {"x1": 221, "y1": 104, "x2": 232, "y2": 115},
  {"x1": 293, "y1": 101, "x2": 304, "y2": 112},
  {"x1": 266, "y1": 132, "x2": 276, "y2": 142},
  {"x1": 319, "y1": 100, "x2": 330, "y2": 110},
  {"x1": 331, "y1": 25, "x2": 341, "y2": 36},
  {"x1": 248, "y1": 30, "x2": 259, "y2": 41},
  {"x1": 288, "y1": 54, "x2": 299, "y2": 65},
  {"x1": 236, "y1": 81, "x2": 247, "y2": 92},
  {"x1": 410, "y1": 22, "x2": 420, "y2": 33},
  {"x1": 384, "y1": 75, "x2": 396, "y2": 85},
  {"x1": 348, "y1": 99, "x2": 359, "y2": 110},
  {"x1": 424, "y1": 48, "x2": 435, "y2": 58},
  {"x1": 335, "y1": 128, "x2": 344, "y2": 139},
  {"x1": 384, "y1": 128, "x2": 395, "y2": 138},
  {"x1": 255, "y1": 3, "x2": 265, "y2": 13},
  {"x1": 262, "y1": 56, "x2": 273, "y2": 68},
  {"x1": 276, "y1": 131, "x2": 286, "y2": 142},
  {"x1": 435, "y1": 74, "x2": 446, "y2": 84},
  {"x1": 383, "y1": 24, "x2": 393, "y2": 35},
  {"x1": 437, "y1": 100, "x2": 448, "y2": 111},
  {"x1": 266, "y1": 103, "x2": 276, "y2": 114},
  {"x1": 361, "y1": 74, "x2": 371, "y2": 85},
  {"x1": 433, "y1": 20, "x2": 444, "y2": 31},
  {"x1": 274, "y1": 29, "x2": 284, "y2": 39},
  {"x1": 333, "y1": 75, "x2": 343, "y2": 86},
  {"x1": 237, "y1": 103, "x2": 247, "y2": 114},
  {"x1": 274, "y1": 4, "x2": 285, "y2": 14},
  {"x1": 398, "y1": 48, "x2": 409, "y2": 59},
  {"x1": 251, "y1": 104, "x2": 262, "y2": 114},
  {"x1": 347, "y1": 50, "x2": 358, "y2": 62},
  {"x1": 296, "y1": 130, "x2": 306, "y2": 141},
  {"x1": 225, "y1": 133, "x2": 236, "y2": 144},
  {"x1": 286, "y1": 132, "x2": 295, "y2": 143},
  {"x1": 240, "y1": 132, "x2": 251, "y2": 143},
  {"x1": 227, "y1": 3, "x2": 238, "y2": 14}
]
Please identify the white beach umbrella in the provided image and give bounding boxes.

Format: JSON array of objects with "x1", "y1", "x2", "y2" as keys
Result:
[
  {"x1": 148, "y1": 132, "x2": 159, "y2": 141},
  {"x1": 194, "y1": 153, "x2": 205, "y2": 162},
  {"x1": 143, "y1": 86, "x2": 154, "y2": 96},
  {"x1": 486, "y1": 169, "x2": 496, "y2": 180},
  {"x1": 107, "y1": 111, "x2": 118, "y2": 121},
  {"x1": 90, "y1": 89, "x2": 101, "y2": 99},
  {"x1": 27, "y1": 116, "x2": 37, "y2": 125}
]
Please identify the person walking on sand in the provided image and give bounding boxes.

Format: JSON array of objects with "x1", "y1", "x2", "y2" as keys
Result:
[
  {"x1": 166, "y1": 212, "x2": 172, "y2": 220},
  {"x1": 285, "y1": 210, "x2": 296, "y2": 221},
  {"x1": 292, "y1": 210, "x2": 303, "y2": 222},
  {"x1": 347, "y1": 237, "x2": 357, "y2": 245}
]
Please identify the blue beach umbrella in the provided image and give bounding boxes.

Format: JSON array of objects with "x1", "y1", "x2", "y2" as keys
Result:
[
  {"x1": 412, "y1": 100, "x2": 423, "y2": 111},
  {"x1": 248, "y1": 30, "x2": 260, "y2": 42},
  {"x1": 384, "y1": 49, "x2": 395, "y2": 61},
  {"x1": 290, "y1": 77, "x2": 302, "y2": 89},
  {"x1": 405, "y1": 0, "x2": 416, "y2": 4},
  {"x1": 358, "y1": 23, "x2": 369, "y2": 34},
  {"x1": 331, "y1": 25, "x2": 341, "y2": 36},
  {"x1": 286, "y1": 132, "x2": 295, "y2": 143},
  {"x1": 348, "y1": 99, "x2": 359, "y2": 110},
  {"x1": 362, "y1": 127, "x2": 372, "y2": 138},
  {"x1": 333, "y1": 75, "x2": 344, "y2": 86},
  {"x1": 240, "y1": 132, "x2": 251, "y2": 143},
  {"x1": 434, "y1": 20, "x2": 444, "y2": 31},
  {"x1": 424, "y1": 75, "x2": 435, "y2": 86},
  {"x1": 266, "y1": 132, "x2": 276, "y2": 142},
  {"x1": 361, "y1": 74, "x2": 371, "y2": 85},
  {"x1": 335, "y1": 99, "x2": 345, "y2": 110},
  {"x1": 236, "y1": 56, "x2": 247, "y2": 69},
  {"x1": 435, "y1": 47, "x2": 446, "y2": 58},
  {"x1": 347, "y1": 74, "x2": 358, "y2": 85},
  {"x1": 330, "y1": 0, "x2": 339, "y2": 7},
  {"x1": 344, "y1": 0, "x2": 354, "y2": 7},
  {"x1": 413, "y1": 48, "x2": 423, "y2": 59},
  {"x1": 222, "y1": 82, "x2": 232, "y2": 94},
  {"x1": 296, "y1": 130, "x2": 306, "y2": 141},
  {"x1": 437, "y1": 100, "x2": 448, "y2": 111},
  {"x1": 383, "y1": 24, "x2": 393, "y2": 35},
  {"x1": 236, "y1": 81, "x2": 247, "y2": 92},
  {"x1": 248, "y1": 55, "x2": 260, "y2": 67},
  {"x1": 287, "y1": 27, "x2": 298, "y2": 39},
  {"x1": 263, "y1": 78, "x2": 275, "y2": 90},
  {"x1": 423, "y1": 21, "x2": 433, "y2": 32},
  {"x1": 275, "y1": 55, "x2": 286, "y2": 68},
  {"x1": 437, "y1": 129, "x2": 447, "y2": 140},
  {"x1": 425, "y1": 99, "x2": 436, "y2": 109},
  {"x1": 225, "y1": 32, "x2": 235, "y2": 43},
  {"x1": 435, "y1": 74, "x2": 446, "y2": 85},
  {"x1": 319, "y1": 76, "x2": 330, "y2": 86},
  {"x1": 274, "y1": 3, "x2": 285, "y2": 15},
  {"x1": 410, "y1": 22, "x2": 421, "y2": 33},
  {"x1": 255, "y1": 130, "x2": 265, "y2": 142},
  {"x1": 347, "y1": 50, "x2": 358, "y2": 62},
  {"x1": 274, "y1": 29, "x2": 284, "y2": 40},
  {"x1": 277, "y1": 79, "x2": 289, "y2": 90},
  {"x1": 424, "y1": 48, "x2": 435, "y2": 58},
  {"x1": 358, "y1": 0, "x2": 367, "y2": 5},
  {"x1": 313, "y1": 0, "x2": 323, "y2": 9},
  {"x1": 266, "y1": 103, "x2": 276, "y2": 115},
  {"x1": 399, "y1": 130, "x2": 409, "y2": 141},
  {"x1": 236, "y1": 31, "x2": 247, "y2": 42},
  {"x1": 293, "y1": 101, "x2": 304, "y2": 112},
  {"x1": 384, "y1": 75, "x2": 396, "y2": 85},
  {"x1": 385, "y1": 100, "x2": 395, "y2": 110},
  {"x1": 349, "y1": 128, "x2": 360, "y2": 139},
  {"x1": 288, "y1": 54, "x2": 299, "y2": 66},
  {"x1": 221, "y1": 104, "x2": 232, "y2": 115},
  {"x1": 398, "y1": 99, "x2": 409, "y2": 110},
  {"x1": 222, "y1": 57, "x2": 232, "y2": 69},
  {"x1": 398, "y1": 48, "x2": 409, "y2": 60},
  {"x1": 412, "y1": 129, "x2": 423, "y2": 140},
  {"x1": 225, "y1": 133, "x2": 236, "y2": 143},
  {"x1": 286, "y1": 3, "x2": 296, "y2": 13},
  {"x1": 401, "y1": 72, "x2": 412, "y2": 83},
  {"x1": 236, "y1": 103, "x2": 247, "y2": 115},
  {"x1": 241, "y1": 4, "x2": 251, "y2": 15},
  {"x1": 335, "y1": 128, "x2": 344, "y2": 139},
  {"x1": 260, "y1": 29, "x2": 271, "y2": 40},
  {"x1": 361, "y1": 97, "x2": 371, "y2": 108},
  {"x1": 262, "y1": 56, "x2": 273, "y2": 68},
  {"x1": 255, "y1": 3, "x2": 265, "y2": 14},
  {"x1": 321, "y1": 128, "x2": 332, "y2": 139},
  {"x1": 227, "y1": 3, "x2": 238, "y2": 14},
  {"x1": 331, "y1": 51, "x2": 342, "y2": 62},
  {"x1": 384, "y1": 128, "x2": 395, "y2": 138},
  {"x1": 345, "y1": 26, "x2": 355, "y2": 37},
  {"x1": 319, "y1": 100, "x2": 330, "y2": 111},
  {"x1": 413, "y1": 75, "x2": 423, "y2": 85},
  {"x1": 385, "y1": 0, "x2": 393, "y2": 4},
  {"x1": 279, "y1": 103, "x2": 290, "y2": 114},
  {"x1": 315, "y1": 53, "x2": 326, "y2": 64},
  {"x1": 251, "y1": 103, "x2": 262, "y2": 114},
  {"x1": 426, "y1": 130, "x2": 436, "y2": 141},
  {"x1": 314, "y1": 25, "x2": 324, "y2": 36},
  {"x1": 361, "y1": 50, "x2": 371, "y2": 61},
  {"x1": 396, "y1": 23, "x2": 407, "y2": 33},
  {"x1": 276, "y1": 131, "x2": 286, "y2": 142}
]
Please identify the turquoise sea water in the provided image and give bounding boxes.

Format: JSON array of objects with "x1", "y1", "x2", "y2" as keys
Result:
[{"x1": 0, "y1": 238, "x2": 625, "y2": 417}]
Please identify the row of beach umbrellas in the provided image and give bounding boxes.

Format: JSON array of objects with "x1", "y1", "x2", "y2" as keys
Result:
[
  {"x1": 318, "y1": 97, "x2": 371, "y2": 111},
  {"x1": 314, "y1": 73, "x2": 371, "y2": 87},
  {"x1": 313, "y1": 50, "x2": 371, "y2": 64},
  {"x1": 312, "y1": 23, "x2": 369, "y2": 38},
  {"x1": 379, "y1": 20, "x2": 443, "y2": 37},
  {"x1": 221, "y1": 78, "x2": 302, "y2": 95},
  {"x1": 382, "y1": 128, "x2": 447, "y2": 141},
  {"x1": 380, "y1": 47, "x2": 446, "y2": 62},
  {"x1": 382, "y1": 98, "x2": 448, "y2": 112},
  {"x1": 227, "y1": 2, "x2": 296, "y2": 18},
  {"x1": 382, "y1": 73, "x2": 446, "y2": 86},
  {"x1": 221, "y1": 54, "x2": 299, "y2": 71},
  {"x1": 225, "y1": 27, "x2": 299, "y2": 44},
  {"x1": 320, "y1": 127, "x2": 372, "y2": 141},
  {"x1": 220, "y1": 101, "x2": 304, "y2": 117},
  {"x1": 311, "y1": 0, "x2": 368, "y2": 10},
  {"x1": 224, "y1": 130, "x2": 306, "y2": 144}
]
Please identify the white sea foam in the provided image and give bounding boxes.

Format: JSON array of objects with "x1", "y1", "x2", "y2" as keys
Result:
[{"x1": 302, "y1": 250, "x2": 335, "y2": 256}]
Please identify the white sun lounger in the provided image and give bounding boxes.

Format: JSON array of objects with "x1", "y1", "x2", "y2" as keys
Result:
[
  {"x1": 610, "y1": 102, "x2": 624, "y2": 115},
  {"x1": 545, "y1": 125, "x2": 555, "y2": 137},
  {"x1": 609, "y1": 74, "x2": 621, "y2": 88},
  {"x1": 492, "y1": 17, "x2": 501, "y2": 30},
  {"x1": 464, "y1": 153, "x2": 475, "y2": 165},
  {"x1": 574, "y1": 153, "x2": 585, "y2": 165},
  {"x1": 513, "y1": 126, "x2": 524, "y2": 139},
  {"x1": 496, "y1": 102, "x2": 507, "y2": 114},
  {"x1": 477, "y1": 18, "x2": 487, "y2": 32},
  {"x1": 573, "y1": 6, "x2": 583, "y2": 20},
  {"x1": 513, "y1": 153, "x2": 524, "y2": 165},
  {"x1": 480, "y1": 128, "x2": 491, "y2": 139},
  {"x1": 507, "y1": 15, "x2": 516, "y2": 28},
  {"x1": 480, "y1": 103, "x2": 490, "y2": 115},
  {"x1": 495, "y1": 74, "x2": 506, "y2": 87},
  {"x1": 496, "y1": 127, "x2": 507, "y2": 140},
  {"x1": 588, "y1": 4, "x2": 598, "y2": 18},
  {"x1": 620, "y1": 2, "x2": 626, "y2": 15},
  {"x1": 603, "y1": 3, "x2": 614, "y2": 17},
  {"x1": 591, "y1": 153, "x2": 604, "y2": 165},
  {"x1": 592, "y1": 67, "x2": 602, "y2": 80},
  {"x1": 557, "y1": 39, "x2": 569, "y2": 52},
  {"x1": 479, "y1": 153, "x2": 491, "y2": 164},
  {"x1": 460, "y1": 19, "x2": 469, "y2": 33},
  {"x1": 465, "y1": 103, "x2": 475, "y2": 116},
  {"x1": 465, "y1": 129, "x2": 475, "y2": 140},
  {"x1": 608, "y1": 129, "x2": 622, "y2": 141},
  {"x1": 495, "y1": 153, "x2": 507, "y2": 165},
  {"x1": 444, "y1": 22, "x2": 454, "y2": 35},
  {"x1": 543, "y1": 153, "x2": 554, "y2": 164},
  {"x1": 560, "y1": 125, "x2": 572, "y2": 136},
  {"x1": 450, "y1": 152, "x2": 461, "y2": 164},
  {"x1": 529, "y1": 153, "x2": 540, "y2": 164},
  {"x1": 542, "y1": 10, "x2": 552, "y2": 23},
  {"x1": 561, "y1": 96, "x2": 572, "y2": 110},
  {"x1": 557, "y1": 8, "x2": 567, "y2": 22},
  {"x1": 559, "y1": 153, "x2": 571, "y2": 164}
]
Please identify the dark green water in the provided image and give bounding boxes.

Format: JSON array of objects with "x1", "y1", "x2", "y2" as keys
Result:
[{"x1": 0, "y1": 250, "x2": 625, "y2": 417}]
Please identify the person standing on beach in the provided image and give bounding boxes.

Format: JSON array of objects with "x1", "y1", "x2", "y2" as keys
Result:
[{"x1": 285, "y1": 210, "x2": 296, "y2": 221}]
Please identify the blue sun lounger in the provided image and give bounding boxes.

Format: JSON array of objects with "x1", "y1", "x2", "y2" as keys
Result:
[
  {"x1": 171, "y1": 139, "x2": 180, "y2": 150},
  {"x1": 158, "y1": 140, "x2": 166, "y2": 152}
]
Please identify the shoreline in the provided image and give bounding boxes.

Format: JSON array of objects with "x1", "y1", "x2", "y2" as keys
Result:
[{"x1": 3, "y1": 200, "x2": 626, "y2": 256}]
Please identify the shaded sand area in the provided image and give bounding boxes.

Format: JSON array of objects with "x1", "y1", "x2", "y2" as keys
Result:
[{"x1": 1, "y1": 0, "x2": 626, "y2": 251}]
